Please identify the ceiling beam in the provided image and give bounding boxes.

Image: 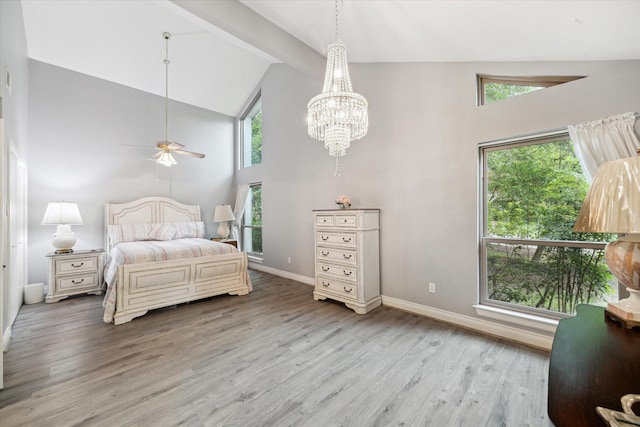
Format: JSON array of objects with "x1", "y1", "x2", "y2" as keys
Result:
[{"x1": 170, "y1": 0, "x2": 325, "y2": 79}]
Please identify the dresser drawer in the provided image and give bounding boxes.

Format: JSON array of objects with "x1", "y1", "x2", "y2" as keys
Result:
[
  {"x1": 317, "y1": 262, "x2": 357, "y2": 283},
  {"x1": 57, "y1": 273, "x2": 99, "y2": 292},
  {"x1": 315, "y1": 215, "x2": 335, "y2": 227},
  {"x1": 56, "y1": 256, "x2": 99, "y2": 275},
  {"x1": 334, "y1": 214, "x2": 357, "y2": 228},
  {"x1": 316, "y1": 278, "x2": 358, "y2": 300},
  {"x1": 316, "y1": 247, "x2": 357, "y2": 266},
  {"x1": 316, "y1": 231, "x2": 357, "y2": 248}
]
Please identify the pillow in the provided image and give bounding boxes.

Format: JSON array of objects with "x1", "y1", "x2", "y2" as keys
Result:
[
  {"x1": 171, "y1": 221, "x2": 205, "y2": 239},
  {"x1": 147, "y1": 223, "x2": 177, "y2": 241},
  {"x1": 108, "y1": 223, "x2": 152, "y2": 246}
]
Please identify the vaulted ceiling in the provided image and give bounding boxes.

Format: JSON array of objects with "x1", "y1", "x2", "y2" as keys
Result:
[{"x1": 21, "y1": 0, "x2": 640, "y2": 116}]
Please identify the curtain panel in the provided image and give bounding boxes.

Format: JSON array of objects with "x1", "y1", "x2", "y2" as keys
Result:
[{"x1": 569, "y1": 112, "x2": 640, "y2": 181}]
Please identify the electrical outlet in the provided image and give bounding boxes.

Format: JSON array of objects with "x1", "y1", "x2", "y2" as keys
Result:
[
  {"x1": 287, "y1": 257, "x2": 291, "y2": 264},
  {"x1": 429, "y1": 282, "x2": 436, "y2": 293}
]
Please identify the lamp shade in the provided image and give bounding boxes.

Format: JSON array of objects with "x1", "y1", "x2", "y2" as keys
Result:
[
  {"x1": 42, "y1": 202, "x2": 83, "y2": 225},
  {"x1": 214, "y1": 205, "x2": 235, "y2": 222}
]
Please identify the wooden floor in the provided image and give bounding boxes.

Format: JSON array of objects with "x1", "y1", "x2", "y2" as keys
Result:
[{"x1": 0, "y1": 270, "x2": 552, "y2": 426}]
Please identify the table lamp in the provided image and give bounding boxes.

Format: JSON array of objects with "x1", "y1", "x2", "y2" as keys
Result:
[
  {"x1": 42, "y1": 202, "x2": 83, "y2": 253},
  {"x1": 573, "y1": 154, "x2": 640, "y2": 324},
  {"x1": 214, "y1": 205, "x2": 235, "y2": 239}
]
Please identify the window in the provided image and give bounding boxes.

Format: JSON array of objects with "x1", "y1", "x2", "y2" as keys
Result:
[
  {"x1": 477, "y1": 75, "x2": 585, "y2": 105},
  {"x1": 242, "y1": 183, "x2": 262, "y2": 258},
  {"x1": 480, "y1": 132, "x2": 615, "y2": 318},
  {"x1": 241, "y1": 94, "x2": 262, "y2": 168}
]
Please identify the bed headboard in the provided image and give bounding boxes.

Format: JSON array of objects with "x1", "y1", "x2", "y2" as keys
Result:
[{"x1": 105, "y1": 197, "x2": 201, "y2": 252}]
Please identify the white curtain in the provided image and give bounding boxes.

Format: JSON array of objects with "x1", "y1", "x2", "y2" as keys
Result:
[
  {"x1": 231, "y1": 184, "x2": 250, "y2": 249},
  {"x1": 569, "y1": 112, "x2": 640, "y2": 181}
]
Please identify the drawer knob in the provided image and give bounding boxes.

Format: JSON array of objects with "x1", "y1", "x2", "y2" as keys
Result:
[
  {"x1": 321, "y1": 251, "x2": 329, "y2": 256},
  {"x1": 343, "y1": 287, "x2": 353, "y2": 293},
  {"x1": 343, "y1": 271, "x2": 352, "y2": 276},
  {"x1": 322, "y1": 266, "x2": 330, "y2": 272},
  {"x1": 342, "y1": 237, "x2": 352, "y2": 243},
  {"x1": 71, "y1": 278, "x2": 85, "y2": 284},
  {"x1": 342, "y1": 219, "x2": 348, "y2": 223},
  {"x1": 321, "y1": 236, "x2": 329, "y2": 241},
  {"x1": 71, "y1": 262, "x2": 84, "y2": 268},
  {"x1": 343, "y1": 254, "x2": 352, "y2": 259},
  {"x1": 322, "y1": 281, "x2": 330, "y2": 287}
]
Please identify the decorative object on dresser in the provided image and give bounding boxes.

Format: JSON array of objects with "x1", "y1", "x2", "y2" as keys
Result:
[
  {"x1": 104, "y1": 197, "x2": 251, "y2": 325},
  {"x1": 313, "y1": 209, "x2": 380, "y2": 314},
  {"x1": 41, "y1": 201, "x2": 84, "y2": 253},
  {"x1": 548, "y1": 304, "x2": 640, "y2": 427},
  {"x1": 573, "y1": 152, "x2": 640, "y2": 326},
  {"x1": 214, "y1": 204, "x2": 235, "y2": 239},
  {"x1": 307, "y1": 0, "x2": 368, "y2": 176},
  {"x1": 335, "y1": 195, "x2": 351, "y2": 209},
  {"x1": 46, "y1": 249, "x2": 104, "y2": 303}
]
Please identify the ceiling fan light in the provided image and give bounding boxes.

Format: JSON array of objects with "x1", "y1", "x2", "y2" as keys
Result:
[{"x1": 157, "y1": 152, "x2": 177, "y2": 167}]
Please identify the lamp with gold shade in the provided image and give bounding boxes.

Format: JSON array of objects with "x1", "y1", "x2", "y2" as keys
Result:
[{"x1": 574, "y1": 153, "x2": 640, "y2": 325}]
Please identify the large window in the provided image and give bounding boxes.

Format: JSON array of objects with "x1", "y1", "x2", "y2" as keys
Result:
[
  {"x1": 242, "y1": 183, "x2": 262, "y2": 258},
  {"x1": 241, "y1": 94, "x2": 262, "y2": 168},
  {"x1": 480, "y1": 132, "x2": 615, "y2": 318}
]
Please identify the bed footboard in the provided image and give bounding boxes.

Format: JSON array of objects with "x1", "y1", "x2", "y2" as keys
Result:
[{"x1": 114, "y1": 251, "x2": 250, "y2": 324}]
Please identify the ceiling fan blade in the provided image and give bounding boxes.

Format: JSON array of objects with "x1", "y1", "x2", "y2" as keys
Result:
[
  {"x1": 173, "y1": 149, "x2": 205, "y2": 159},
  {"x1": 167, "y1": 142, "x2": 185, "y2": 149},
  {"x1": 152, "y1": 151, "x2": 163, "y2": 159},
  {"x1": 121, "y1": 144, "x2": 158, "y2": 151}
]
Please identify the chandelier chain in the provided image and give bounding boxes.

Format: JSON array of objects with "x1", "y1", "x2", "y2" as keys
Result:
[{"x1": 334, "y1": 0, "x2": 343, "y2": 40}]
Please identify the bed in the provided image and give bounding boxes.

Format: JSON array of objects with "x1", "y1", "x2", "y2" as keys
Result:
[{"x1": 102, "y1": 197, "x2": 251, "y2": 325}]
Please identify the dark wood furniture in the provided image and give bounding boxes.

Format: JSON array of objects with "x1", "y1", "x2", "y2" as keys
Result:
[{"x1": 548, "y1": 304, "x2": 640, "y2": 426}]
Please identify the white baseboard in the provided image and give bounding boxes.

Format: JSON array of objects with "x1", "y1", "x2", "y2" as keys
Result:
[
  {"x1": 382, "y1": 295, "x2": 554, "y2": 351},
  {"x1": 247, "y1": 266, "x2": 554, "y2": 351},
  {"x1": 2, "y1": 326, "x2": 10, "y2": 353},
  {"x1": 248, "y1": 263, "x2": 315, "y2": 286}
]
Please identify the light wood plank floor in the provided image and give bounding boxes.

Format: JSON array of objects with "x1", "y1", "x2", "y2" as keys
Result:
[{"x1": 0, "y1": 270, "x2": 552, "y2": 426}]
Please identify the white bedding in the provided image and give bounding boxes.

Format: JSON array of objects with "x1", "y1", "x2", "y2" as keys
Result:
[{"x1": 102, "y1": 238, "x2": 238, "y2": 322}]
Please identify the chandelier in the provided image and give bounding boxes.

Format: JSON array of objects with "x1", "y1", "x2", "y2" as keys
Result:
[{"x1": 307, "y1": 0, "x2": 368, "y2": 176}]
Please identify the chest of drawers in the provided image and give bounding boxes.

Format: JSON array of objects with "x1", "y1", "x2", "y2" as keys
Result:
[
  {"x1": 313, "y1": 209, "x2": 381, "y2": 314},
  {"x1": 46, "y1": 249, "x2": 105, "y2": 303}
]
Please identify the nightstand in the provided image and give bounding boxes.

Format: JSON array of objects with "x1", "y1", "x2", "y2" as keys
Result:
[
  {"x1": 46, "y1": 249, "x2": 104, "y2": 303},
  {"x1": 210, "y1": 238, "x2": 238, "y2": 248}
]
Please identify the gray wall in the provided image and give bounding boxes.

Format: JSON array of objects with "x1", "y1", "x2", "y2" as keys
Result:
[
  {"x1": 239, "y1": 60, "x2": 640, "y2": 322},
  {"x1": 27, "y1": 61, "x2": 236, "y2": 285},
  {"x1": 1, "y1": 0, "x2": 29, "y2": 340}
]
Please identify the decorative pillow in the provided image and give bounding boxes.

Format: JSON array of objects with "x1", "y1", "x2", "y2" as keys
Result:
[
  {"x1": 147, "y1": 223, "x2": 177, "y2": 241},
  {"x1": 108, "y1": 223, "x2": 152, "y2": 246},
  {"x1": 171, "y1": 221, "x2": 205, "y2": 239}
]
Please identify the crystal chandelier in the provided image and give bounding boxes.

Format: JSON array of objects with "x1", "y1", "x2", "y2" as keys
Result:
[{"x1": 307, "y1": 0, "x2": 368, "y2": 176}]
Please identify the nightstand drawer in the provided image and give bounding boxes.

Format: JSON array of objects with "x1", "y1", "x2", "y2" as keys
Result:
[
  {"x1": 316, "y1": 247, "x2": 357, "y2": 266},
  {"x1": 57, "y1": 273, "x2": 99, "y2": 292},
  {"x1": 56, "y1": 256, "x2": 98, "y2": 275},
  {"x1": 316, "y1": 232, "x2": 357, "y2": 248},
  {"x1": 317, "y1": 262, "x2": 358, "y2": 283},
  {"x1": 316, "y1": 278, "x2": 358, "y2": 300}
]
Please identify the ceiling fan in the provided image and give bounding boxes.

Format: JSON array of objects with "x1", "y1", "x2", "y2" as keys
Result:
[{"x1": 153, "y1": 32, "x2": 205, "y2": 167}]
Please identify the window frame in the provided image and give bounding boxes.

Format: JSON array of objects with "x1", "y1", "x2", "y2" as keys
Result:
[
  {"x1": 240, "y1": 92, "x2": 262, "y2": 169},
  {"x1": 241, "y1": 182, "x2": 263, "y2": 260},
  {"x1": 477, "y1": 74, "x2": 585, "y2": 106},
  {"x1": 479, "y1": 130, "x2": 608, "y2": 320}
]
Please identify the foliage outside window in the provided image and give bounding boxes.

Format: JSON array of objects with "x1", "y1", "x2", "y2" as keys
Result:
[
  {"x1": 480, "y1": 133, "x2": 615, "y2": 317},
  {"x1": 477, "y1": 75, "x2": 585, "y2": 105},
  {"x1": 242, "y1": 183, "x2": 262, "y2": 258},
  {"x1": 241, "y1": 95, "x2": 262, "y2": 168}
]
